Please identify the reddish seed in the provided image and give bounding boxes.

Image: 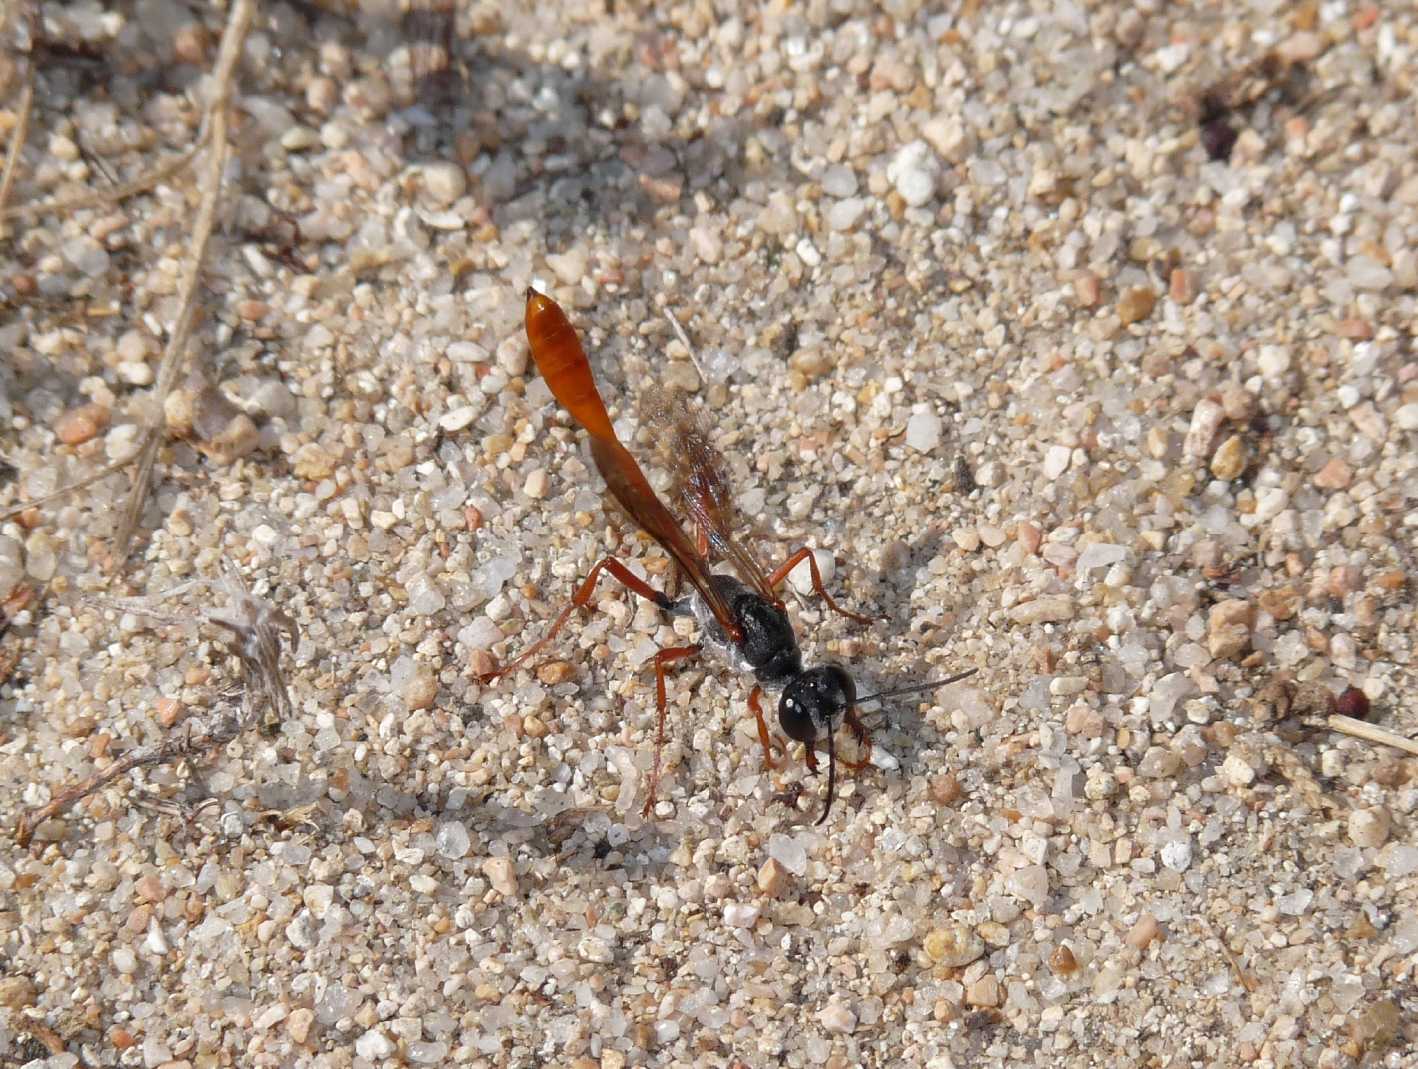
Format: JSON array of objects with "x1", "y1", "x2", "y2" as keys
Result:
[{"x1": 1333, "y1": 686, "x2": 1370, "y2": 720}]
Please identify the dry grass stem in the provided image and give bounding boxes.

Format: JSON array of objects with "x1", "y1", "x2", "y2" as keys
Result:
[
  {"x1": 114, "y1": 0, "x2": 256, "y2": 559},
  {"x1": 0, "y1": 141, "x2": 201, "y2": 224},
  {"x1": 0, "y1": 64, "x2": 33, "y2": 222},
  {"x1": 0, "y1": 454, "x2": 136, "y2": 521},
  {"x1": 1327, "y1": 714, "x2": 1418, "y2": 757}
]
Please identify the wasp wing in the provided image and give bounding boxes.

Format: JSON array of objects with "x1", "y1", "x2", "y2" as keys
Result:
[{"x1": 642, "y1": 386, "x2": 777, "y2": 603}]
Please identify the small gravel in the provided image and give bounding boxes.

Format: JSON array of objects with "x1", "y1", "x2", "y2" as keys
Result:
[{"x1": 1, "y1": 3, "x2": 1415, "y2": 1069}]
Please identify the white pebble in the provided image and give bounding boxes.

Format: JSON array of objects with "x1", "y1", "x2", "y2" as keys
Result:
[
  {"x1": 303, "y1": 883, "x2": 334, "y2": 918},
  {"x1": 787, "y1": 548, "x2": 834, "y2": 597},
  {"x1": 1395, "y1": 403, "x2": 1418, "y2": 431},
  {"x1": 436, "y1": 820, "x2": 471, "y2": 859},
  {"x1": 1183, "y1": 399, "x2": 1225, "y2": 460},
  {"x1": 1221, "y1": 753, "x2": 1255, "y2": 788},
  {"x1": 117, "y1": 360, "x2": 154, "y2": 385},
  {"x1": 1042, "y1": 444, "x2": 1072, "y2": 479},
  {"x1": 523, "y1": 468, "x2": 549, "y2": 499},
  {"x1": 112, "y1": 946, "x2": 138, "y2": 974},
  {"x1": 145, "y1": 916, "x2": 169, "y2": 955},
  {"x1": 1277, "y1": 889, "x2": 1313, "y2": 915},
  {"x1": 1257, "y1": 345, "x2": 1291, "y2": 382},
  {"x1": 1007, "y1": 864, "x2": 1050, "y2": 908},
  {"x1": 1160, "y1": 838, "x2": 1193, "y2": 872},
  {"x1": 459, "y1": 617, "x2": 503, "y2": 650},
  {"x1": 1150, "y1": 672, "x2": 1195, "y2": 723},
  {"x1": 767, "y1": 833, "x2": 808, "y2": 876},
  {"x1": 1348, "y1": 806, "x2": 1390, "y2": 848},
  {"x1": 355, "y1": 1028, "x2": 395, "y2": 1059},
  {"x1": 826, "y1": 197, "x2": 866, "y2": 231},
  {"x1": 577, "y1": 934, "x2": 614, "y2": 962},
  {"x1": 795, "y1": 236, "x2": 822, "y2": 267},
  {"x1": 421, "y1": 161, "x2": 467, "y2": 205},
  {"x1": 1382, "y1": 844, "x2": 1418, "y2": 878},
  {"x1": 1347, "y1": 255, "x2": 1392, "y2": 291},
  {"x1": 951, "y1": 527, "x2": 980, "y2": 551},
  {"x1": 819, "y1": 1001, "x2": 857, "y2": 1034},
  {"x1": 868, "y1": 743, "x2": 900, "y2": 771},
  {"x1": 886, "y1": 140, "x2": 940, "y2": 207},
  {"x1": 977, "y1": 524, "x2": 1006, "y2": 547},
  {"x1": 905, "y1": 407, "x2": 941, "y2": 452},
  {"x1": 821, "y1": 163, "x2": 858, "y2": 197},
  {"x1": 1077, "y1": 542, "x2": 1126, "y2": 572},
  {"x1": 723, "y1": 902, "x2": 760, "y2": 927},
  {"x1": 438, "y1": 403, "x2": 483, "y2": 432},
  {"x1": 690, "y1": 225, "x2": 723, "y2": 264}
]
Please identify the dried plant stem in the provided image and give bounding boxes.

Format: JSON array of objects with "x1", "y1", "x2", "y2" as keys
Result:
[
  {"x1": 16, "y1": 715, "x2": 242, "y2": 847},
  {"x1": 115, "y1": 0, "x2": 255, "y2": 559},
  {"x1": 0, "y1": 64, "x2": 34, "y2": 221},
  {"x1": 0, "y1": 454, "x2": 135, "y2": 521},
  {"x1": 1327, "y1": 714, "x2": 1418, "y2": 757},
  {"x1": 0, "y1": 141, "x2": 201, "y2": 224}
]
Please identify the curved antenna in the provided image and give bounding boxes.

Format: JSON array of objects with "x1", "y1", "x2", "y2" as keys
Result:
[{"x1": 855, "y1": 668, "x2": 977, "y2": 706}]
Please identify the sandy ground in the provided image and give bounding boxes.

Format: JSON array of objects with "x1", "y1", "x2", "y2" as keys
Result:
[{"x1": 1, "y1": 1, "x2": 1416, "y2": 1067}]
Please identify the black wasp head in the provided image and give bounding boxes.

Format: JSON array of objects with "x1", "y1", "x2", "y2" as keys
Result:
[{"x1": 778, "y1": 664, "x2": 855, "y2": 743}]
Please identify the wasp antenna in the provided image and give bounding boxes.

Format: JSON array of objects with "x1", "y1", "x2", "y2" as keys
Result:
[
  {"x1": 856, "y1": 668, "x2": 978, "y2": 706},
  {"x1": 816, "y1": 733, "x2": 838, "y2": 826}
]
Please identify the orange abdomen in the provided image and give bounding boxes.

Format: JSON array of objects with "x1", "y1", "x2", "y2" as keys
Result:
[{"x1": 524, "y1": 289, "x2": 618, "y2": 444}]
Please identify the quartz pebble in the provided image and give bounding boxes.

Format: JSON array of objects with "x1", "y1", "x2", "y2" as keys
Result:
[
  {"x1": 421, "y1": 161, "x2": 467, "y2": 205},
  {"x1": 819, "y1": 1001, "x2": 857, "y2": 1034},
  {"x1": 355, "y1": 1029, "x2": 394, "y2": 1059},
  {"x1": 1184, "y1": 399, "x2": 1225, "y2": 460},
  {"x1": 886, "y1": 141, "x2": 940, "y2": 206},
  {"x1": 1222, "y1": 753, "x2": 1256, "y2": 788},
  {"x1": 905, "y1": 407, "x2": 941, "y2": 452},
  {"x1": 483, "y1": 857, "x2": 519, "y2": 897},
  {"x1": 1008, "y1": 597, "x2": 1075, "y2": 624},
  {"x1": 723, "y1": 902, "x2": 760, "y2": 928},
  {"x1": 1348, "y1": 807, "x2": 1391, "y2": 849}
]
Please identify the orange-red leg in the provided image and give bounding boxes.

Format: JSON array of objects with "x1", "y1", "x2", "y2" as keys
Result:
[
  {"x1": 765, "y1": 546, "x2": 875, "y2": 625},
  {"x1": 747, "y1": 686, "x2": 784, "y2": 769},
  {"x1": 478, "y1": 556, "x2": 672, "y2": 681},
  {"x1": 642, "y1": 644, "x2": 701, "y2": 817}
]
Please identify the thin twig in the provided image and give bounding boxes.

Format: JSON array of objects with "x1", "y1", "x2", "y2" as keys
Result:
[
  {"x1": 16, "y1": 565, "x2": 297, "y2": 847},
  {"x1": 0, "y1": 141, "x2": 201, "y2": 223},
  {"x1": 0, "y1": 454, "x2": 135, "y2": 521},
  {"x1": 0, "y1": 61, "x2": 34, "y2": 221},
  {"x1": 114, "y1": 0, "x2": 255, "y2": 559},
  {"x1": 1328, "y1": 714, "x2": 1418, "y2": 757},
  {"x1": 664, "y1": 305, "x2": 710, "y2": 384}
]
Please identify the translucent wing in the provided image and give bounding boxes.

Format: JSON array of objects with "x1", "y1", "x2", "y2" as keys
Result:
[
  {"x1": 523, "y1": 291, "x2": 740, "y2": 635},
  {"x1": 642, "y1": 386, "x2": 777, "y2": 603}
]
